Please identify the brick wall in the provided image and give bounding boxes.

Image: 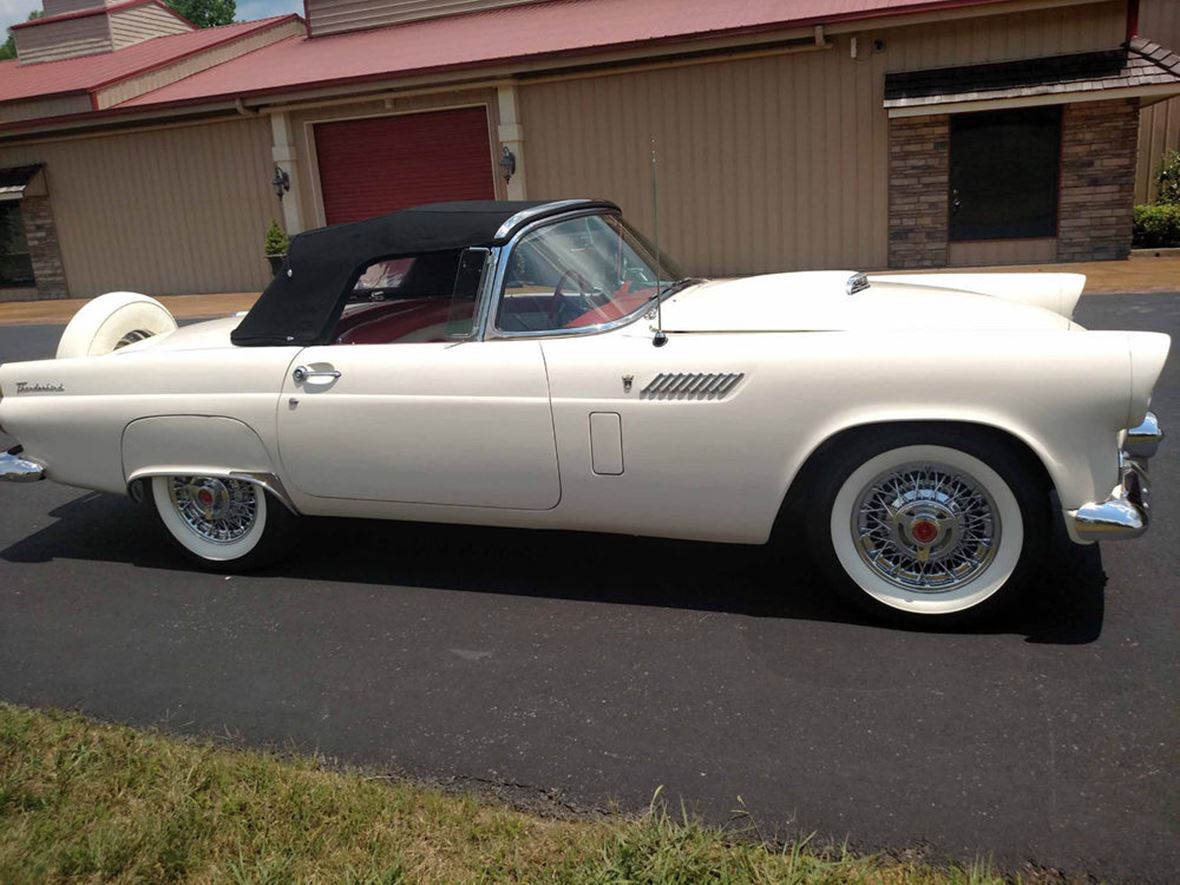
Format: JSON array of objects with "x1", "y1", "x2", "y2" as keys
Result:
[
  {"x1": 20, "y1": 195, "x2": 68, "y2": 299},
  {"x1": 888, "y1": 115, "x2": 950, "y2": 268},
  {"x1": 1058, "y1": 98, "x2": 1140, "y2": 263}
]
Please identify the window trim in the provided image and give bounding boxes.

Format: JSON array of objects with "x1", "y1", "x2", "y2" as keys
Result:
[
  {"x1": 479, "y1": 208, "x2": 658, "y2": 342},
  {"x1": 947, "y1": 105, "x2": 1063, "y2": 243}
]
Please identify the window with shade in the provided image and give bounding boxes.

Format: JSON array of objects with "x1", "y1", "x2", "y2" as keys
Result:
[
  {"x1": 949, "y1": 106, "x2": 1062, "y2": 241},
  {"x1": 0, "y1": 203, "x2": 34, "y2": 288}
]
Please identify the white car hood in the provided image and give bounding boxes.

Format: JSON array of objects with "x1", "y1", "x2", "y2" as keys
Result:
[{"x1": 657, "y1": 272, "x2": 1073, "y2": 333}]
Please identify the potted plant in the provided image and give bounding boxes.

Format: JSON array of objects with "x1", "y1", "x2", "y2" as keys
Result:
[{"x1": 264, "y1": 219, "x2": 289, "y2": 275}]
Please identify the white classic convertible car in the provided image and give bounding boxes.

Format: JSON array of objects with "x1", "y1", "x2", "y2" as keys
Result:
[{"x1": 0, "y1": 199, "x2": 1168, "y2": 623}]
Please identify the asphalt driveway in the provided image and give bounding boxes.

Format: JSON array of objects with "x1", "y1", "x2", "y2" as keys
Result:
[{"x1": 1, "y1": 295, "x2": 1177, "y2": 882}]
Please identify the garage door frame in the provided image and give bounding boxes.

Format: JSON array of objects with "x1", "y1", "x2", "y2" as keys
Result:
[{"x1": 302, "y1": 101, "x2": 500, "y2": 227}]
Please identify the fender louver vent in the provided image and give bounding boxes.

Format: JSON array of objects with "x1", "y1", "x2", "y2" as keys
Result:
[{"x1": 641, "y1": 372, "x2": 745, "y2": 400}]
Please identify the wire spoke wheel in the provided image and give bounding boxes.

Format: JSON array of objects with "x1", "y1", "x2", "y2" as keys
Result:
[
  {"x1": 816, "y1": 439, "x2": 1036, "y2": 620},
  {"x1": 853, "y1": 461, "x2": 1000, "y2": 593},
  {"x1": 168, "y1": 476, "x2": 260, "y2": 544}
]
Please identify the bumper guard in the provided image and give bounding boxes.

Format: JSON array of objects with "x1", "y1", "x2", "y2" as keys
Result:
[
  {"x1": 0, "y1": 446, "x2": 45, "y2": 483},
  {"x1": 1067, "y1": 411, "x2": 1162, "y2": 542}
]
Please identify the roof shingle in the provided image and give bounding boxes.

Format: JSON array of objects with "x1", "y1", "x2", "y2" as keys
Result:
[{"x1": 884, "y1": 37, "x2": 1180, "y2": 108}]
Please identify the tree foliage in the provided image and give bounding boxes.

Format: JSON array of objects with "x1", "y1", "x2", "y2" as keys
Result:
[
  {"x1": 165, "y1": 0, "x2": 236, "y2": 28},
  {"x1": 264, "y1": 219, "x2": 289, "y2": 256},
  {"x1": 1155, "y1": 150, "x2": 1180, "y2": 207}
]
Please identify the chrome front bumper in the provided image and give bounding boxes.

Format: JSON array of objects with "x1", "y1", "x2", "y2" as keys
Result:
[
  {"x1": 0, "y1": 446, "x2": 44, "y2": 482},
  {"x1": 1066, "y1": 411, "x2": 1163, "y2": 542}
]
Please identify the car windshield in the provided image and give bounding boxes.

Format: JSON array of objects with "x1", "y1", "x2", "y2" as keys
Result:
[{"x1": 497, "y1": 213, "x2": 692, "y2": 334}]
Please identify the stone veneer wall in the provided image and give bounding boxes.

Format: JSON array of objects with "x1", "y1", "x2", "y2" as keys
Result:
[
  {"x1": 20, "y1": 195, "x2": 68, "y2": 300},
  {"x1": 1057, "y1": 97, "x2": 1140, "y2": 263},
  {"x1": 887, "y1": 115, "x2": 950, "y2": 268}
]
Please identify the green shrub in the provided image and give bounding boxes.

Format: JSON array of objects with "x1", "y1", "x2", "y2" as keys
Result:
[
  {"x1": 263, "y1": 219, "x2": 289, "y2": 256},
  {"x1": 1156, "y1": 150, "x2": 1180, "y2": 205},
  {"x1": 1132, "y1": 203, "x2": 1180, "y2": 249}
]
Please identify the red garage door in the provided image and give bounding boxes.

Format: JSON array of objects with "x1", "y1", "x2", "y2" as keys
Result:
[{"x1": 314, "y1": 106, "x2": 495, "y2": 225}]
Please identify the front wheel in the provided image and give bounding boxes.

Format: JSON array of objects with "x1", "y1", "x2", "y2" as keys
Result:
[
  {"x1": 806, "y1": 428, "x2": 1050, "y2": 625},
  {"x1": 150, "y1": 475, "x2": 297, "y2": 571}
]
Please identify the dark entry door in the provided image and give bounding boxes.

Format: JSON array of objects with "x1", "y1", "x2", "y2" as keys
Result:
[
  {"x1": 314, "y1": 106, "x2": 496, "y2": 225},
  {"x1": 949, "y1": 105, "x2": 1062, "y2": 242}
]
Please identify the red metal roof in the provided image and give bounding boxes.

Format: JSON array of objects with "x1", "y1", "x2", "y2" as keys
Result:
[
  {"x1": 119, "y1": 0, "x2": 1019, "y2": 109},
  {"x1": 0, "y1": 15, "x2": 298, "y2": 104}
]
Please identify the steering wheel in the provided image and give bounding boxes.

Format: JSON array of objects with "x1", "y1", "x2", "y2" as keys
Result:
[{"x1": 548, "y1": 269, "x2": 591, "y2": 326}]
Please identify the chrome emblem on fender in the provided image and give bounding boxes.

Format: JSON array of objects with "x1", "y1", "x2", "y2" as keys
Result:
[{"x1": 15, "y1": 382, "x2": 65, "y2": 394}]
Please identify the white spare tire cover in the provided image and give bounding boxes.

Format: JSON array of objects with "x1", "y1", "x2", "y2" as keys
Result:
[{"x1": 56, "y1": 291, "x2": 177, "y2": 359}]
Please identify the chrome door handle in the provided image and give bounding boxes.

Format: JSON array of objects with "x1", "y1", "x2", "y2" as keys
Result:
[{"x1": 292, "y1": 365, "x2": 342, "y2": 383}]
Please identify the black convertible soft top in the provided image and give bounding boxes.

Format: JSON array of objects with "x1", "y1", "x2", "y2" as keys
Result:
[{"x1": 231, "y1": 199, "x2": 618, "y2": 347}]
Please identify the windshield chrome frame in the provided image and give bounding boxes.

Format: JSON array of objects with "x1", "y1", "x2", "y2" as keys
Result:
[{"x1": 475, "y1": 207, "x2": 671, "y2": 342}]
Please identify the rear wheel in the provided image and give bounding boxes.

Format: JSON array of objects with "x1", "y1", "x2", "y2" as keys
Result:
[
  {"x1": 150, "y1": 475, "x2": 297, "y2": 571},
  {"x1": 805, "y1": 427, "x2": 1050, "y2": 625}
]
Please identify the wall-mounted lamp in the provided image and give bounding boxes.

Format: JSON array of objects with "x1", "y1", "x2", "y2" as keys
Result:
[
  {"x1": 499, "y1": 145, "x2": 517, "y2": 184},
  {"x1": 272, "y1": 165, "x2": 291, "y2": 200}
]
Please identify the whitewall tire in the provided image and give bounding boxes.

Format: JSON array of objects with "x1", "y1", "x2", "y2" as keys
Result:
[
  {"x1": 806, "y1": 427, "x2": 1049, "y2": 625},
  {"x1": 57, "y1": 291, "x2": 177, "y2": 359},
  {"x1": 150, "y1": 475, "x2": 297, "y2": 570}
]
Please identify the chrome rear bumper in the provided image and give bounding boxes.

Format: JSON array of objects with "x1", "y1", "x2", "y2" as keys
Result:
[
  {"x1": 0, "y1": 447, "x2": 44, "y2": 482},
  {"x1": 1066, "y1": 411, "x2": 1162, "y2": 542}
]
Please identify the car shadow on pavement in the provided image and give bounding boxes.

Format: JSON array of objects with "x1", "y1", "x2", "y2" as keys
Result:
[{"x1": 3, "y1": 490, "x2": 1105, "y2": 645}]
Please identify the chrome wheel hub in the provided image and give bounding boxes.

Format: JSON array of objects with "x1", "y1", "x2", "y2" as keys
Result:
[
  {"x1": 168, "y1": 476, "x2": 258, "y2": 544},
  {"x1": 114, "y1": 329, "x2": 152, "y2": 349},
  {"x1": 853, "y1": 462, "x2": 999, "y2": 592}
]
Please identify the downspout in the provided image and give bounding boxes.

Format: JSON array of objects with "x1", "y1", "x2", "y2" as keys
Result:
[{"x1": 235, "y1": 97, "x2": 259, "y2": 117}]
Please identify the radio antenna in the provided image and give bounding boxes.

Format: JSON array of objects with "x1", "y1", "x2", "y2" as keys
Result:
[{"x1": 650, "y1": 137, "x2": 667, "y2": 348}]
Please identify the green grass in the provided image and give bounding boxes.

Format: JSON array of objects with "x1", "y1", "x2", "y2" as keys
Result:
[{"x1": 0, "y1": 702, "x2": 1010, "y2": 884}]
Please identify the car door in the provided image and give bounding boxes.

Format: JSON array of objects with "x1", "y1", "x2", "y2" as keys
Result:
[
  {"x1": 275, "y1": 248, "x2": 560, "y2": 510},
  {"x1": 276, "y1": 338, "x2": 559, "y2": 509}
]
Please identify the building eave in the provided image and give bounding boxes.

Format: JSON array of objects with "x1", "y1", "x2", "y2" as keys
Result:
[{"x1": 887, "y1": 81, "x2": 1180, "y2": 116}]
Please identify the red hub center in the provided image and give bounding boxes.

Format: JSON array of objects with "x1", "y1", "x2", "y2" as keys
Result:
[
  {"x1": 911, "y1": 520, "x2": 938, "y2": 544},
  {"x1": 197, "y1": 488, "x2": 215, "y2": 507}
]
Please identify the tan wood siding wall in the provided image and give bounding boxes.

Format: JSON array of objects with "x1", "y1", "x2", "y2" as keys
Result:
[
  {"x1": 0, "y1": 118, "x2": 280, "y2": 298},
  {"x1": 290, "y1": 88, "x2": 503, "y2": 227},
  {"x1": 1136, "y1": 0, "x2": 1180, "y2": 202},
  {"x1": 0, "y1": 94, "x2": 94, "y2": 125},
  {"x1": 96, "y1": 18, "x2": 304, "y2": 108},
  {"x1": 519, "y1": 1, "x2": 1124, "y2": 276},
  {"x1": 14, "y1": 14, "x2": 111, "y2": 63},
  {"x1": 42, "y1": 0, "x2": 105, "y2": 17},
  {"x1": 306, "y1": 0, "x2": 546, "y2": 38},
  {"x1": 108, "y1": 3, "x2": 191, "y2": 49}
]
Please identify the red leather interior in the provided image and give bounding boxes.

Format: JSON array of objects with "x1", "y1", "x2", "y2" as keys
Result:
[
  {"x1": 564, "y1": 284, "x2": 654, "y2": 328},
  {"x1": 335, "y1": 299, "x2": 467, "y2": 344}
]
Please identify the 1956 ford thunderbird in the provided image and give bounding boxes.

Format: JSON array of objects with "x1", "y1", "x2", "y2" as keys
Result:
[{"x1": 0, "y1": 199, "x2": 1169, "y2": 623}]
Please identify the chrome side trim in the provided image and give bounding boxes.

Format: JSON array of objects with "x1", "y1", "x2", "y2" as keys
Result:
[
  {"x1": 1123, "y1": 410, "x2": 1163, "y2": 459},
  {"x1": 0, "y1": 451, "x2": 45, "y2": 482},
  {"x1": 126, "y1": 469, "x2": 299, "y2": 514}
]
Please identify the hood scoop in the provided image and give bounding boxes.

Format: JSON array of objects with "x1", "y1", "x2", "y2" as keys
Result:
[{"x1": 641, "y1": 372, "x2": 744, "y2": 400}]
